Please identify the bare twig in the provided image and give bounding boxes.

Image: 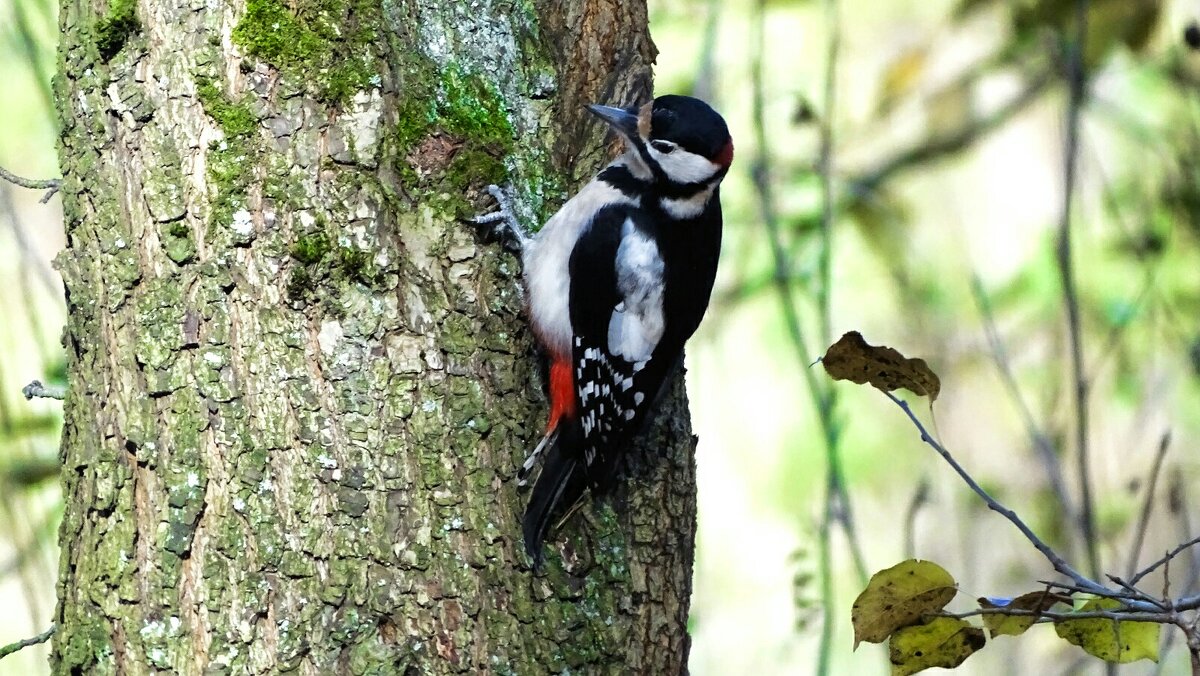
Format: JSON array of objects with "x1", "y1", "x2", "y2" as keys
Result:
[
  {"x1": 748, "y1": 2, "x2": 865, "y2": 673},
  {"x1": 21, "y1": 381, "x2": 65, "y2": 401},
  {"x1": 0, "y1": 166, "x2": 61, "y2": 204},
  {"x1": 0, "y1": 624, "x2": 55, "y2": 660},
  {"x1": 1126, "y1": 433, "x2": 1173, "y2": 579},
  {"x1": 880, "y1": 390, "x2": 1200, "y2": 625},
  {"x1": 1103, "y1": 574, "x2": 1169, "y2": 610},
  {"x1": 1130, "y1": 535, "x2": 1200, "y2": 588},
  {"x1": 970, "y1": 276, "x2": 1077, "y2": 547},
  {"x1": 938, "y1": 606, "x2": 1178, "y2": 624},
  {"x1": 884, "y1": 392, "x2": 1115, "y2": 599},
  {"x1": 1171, "y1": 471, "x2": 1200, "y2": 595},
  {"x1": 903, "y1": 478, "x2": 930, "y2": 560},
  {"x1": 1056, "y1": 0, "x2": 1100, "y2": 581},
  {"x1": 849, "y1": 70, "x2": 1053, "y2": 196}
]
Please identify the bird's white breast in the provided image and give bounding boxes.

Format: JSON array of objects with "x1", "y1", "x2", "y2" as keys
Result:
[{"x1": 523, "y1": 179, "x2": 635, "y2": 359}]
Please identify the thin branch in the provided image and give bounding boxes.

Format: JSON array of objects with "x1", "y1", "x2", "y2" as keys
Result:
[
  {"x1": 970, "y1": 276, "x2": 1077, "y2": 545},
  {"x1": 883, "y1": 389, "x2": 1200, "y2": 620},
  {"x1": 21, "y1": 381, "x2": 65, "y2": 401},
  {"x1": 1130, "y1": 535, "x2": 1200, "y2": 588},
  {"x1": 0, "y1": 166, "x2": 61, "y2": 204},
  {"x1": 1057, "y1": 0, "x2": 1100, "y2": 581},
  {"x1": 849, "y1": 70, "x2": 1053, "y2": 196},
  {"x1": 1104, "y1": 574, "x2": 1169, "y2": 610},
  {"x1": 903, "y1": 478, "x2": 930, "y2": 560},
  {"x1": 937, "y1": 606, "x2": 1179, "y2": 624},
  {"x1": 0, "y1": 624, "x2": 55, "y2": 660},
  {"x1": 884, "y1": 392, "x2": 1110, "y2": 597},
  {"x1": 1172, "y1": 471, "x2": 1200, "y2": 596},
  {"x1": 748, "y1": 3, "x2": 865, "y2": 673},
  {"x1": 816, "y1": 0, "x2": 838, "y2": 352},
  {"x1": 1126, "y1": 432, "x2": 1173, "y2": 579}
]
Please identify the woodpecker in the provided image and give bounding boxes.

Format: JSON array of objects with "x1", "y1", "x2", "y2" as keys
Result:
[{"x1": 477, "y1": 95, "x2": 733, "y2": 565}]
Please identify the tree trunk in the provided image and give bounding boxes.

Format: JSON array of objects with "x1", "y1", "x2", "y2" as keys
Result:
[{"x1": 50, "y1": 0, "x2": 697, "y2": 673}]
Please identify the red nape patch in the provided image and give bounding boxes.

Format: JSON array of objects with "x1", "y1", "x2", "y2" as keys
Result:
[
  {"x1": 714, "y1": 139, "x2": 735, "y2": 168},
  {"x1": 546, "y1": 359, "x2": 577, "y2": 433}
]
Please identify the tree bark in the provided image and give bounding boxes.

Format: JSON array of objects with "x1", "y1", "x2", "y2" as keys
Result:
[{"x1": 50, "y1": 0, "x2": 698, "y2": 673}]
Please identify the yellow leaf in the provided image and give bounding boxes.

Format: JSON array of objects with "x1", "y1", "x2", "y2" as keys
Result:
[
  {"x1": 978, "y1": 591, "x2": 1073, "y2": 637},
  {"x1": 852, "y1": 559, "x2": 958, "y2": 647},
  {"x1": 823, "y1": 332, "x2": 941, "y2": 401},
  {"x1": 890, "y1": 617, "x2": 986, "y2": 676},
  {"x1": 1054, "y1": 598, "x2": 1161, "y2": 663}
]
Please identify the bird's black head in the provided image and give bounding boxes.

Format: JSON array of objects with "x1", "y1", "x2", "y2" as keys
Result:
[
  {"x1": 588, "y1": 95, "x2": 734, "y2": 188},
  {"x1": 645, "y1": 95, "x2": 734, "y2": 173}
]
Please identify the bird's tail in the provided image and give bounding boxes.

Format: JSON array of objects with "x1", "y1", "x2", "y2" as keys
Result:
[{"x1": 522, "y1": 422, "x2": 587, "y2": 566}]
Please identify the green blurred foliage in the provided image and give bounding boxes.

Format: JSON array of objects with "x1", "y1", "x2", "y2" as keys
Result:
[
  {"x1": 0, "y1": 0, "x2": 65, "y2": 672},
  {"x1": 653, "y1": 0, "x2": 1200, "y2": 673},
  {"x1": 1, "y1": 0, "x2": 1200, "y2": 673}
]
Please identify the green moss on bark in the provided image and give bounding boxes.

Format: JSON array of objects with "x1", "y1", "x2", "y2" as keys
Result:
[
  {"x1": 205, "y1": 140, "x2": 256, "y2": 239},
  {"x1": 232, "y1": 0, "x2": 381, "y2": 104},
  {"x1": 196, "y1": 79, "x2": 259, "y2": 138},
  {"x1": 290, "y1": 232, "x2": 331, "y2": 265},
  {"x1": 94, "y1": 0, "x2": 139, "y2": 61},
  {"x1": 380, "y1": 62, "x2": 515, "y2": 215}
]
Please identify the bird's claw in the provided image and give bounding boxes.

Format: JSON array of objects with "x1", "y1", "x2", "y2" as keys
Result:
[{"x1": 471, "y1": 184, "x2": 530, "y2": 254}]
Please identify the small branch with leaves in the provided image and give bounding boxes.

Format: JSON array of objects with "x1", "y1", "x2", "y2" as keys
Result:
[{"x1": 821, "y1": 331, "x2": 1200, "y2": 675}]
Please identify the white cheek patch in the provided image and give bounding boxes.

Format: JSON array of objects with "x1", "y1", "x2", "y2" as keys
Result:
[
  {"x1": 660, "y1": 185, "x2": 715, "y2": 220},
  {"x1": 648, "y1": 147, "x2": 720, "y2": 184},
  {"x1": 606, "y1": 219, "x2": 665, "y2": 362}
]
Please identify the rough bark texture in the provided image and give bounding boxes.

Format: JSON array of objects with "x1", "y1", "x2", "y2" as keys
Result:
[{"x1": 51, "y1": 0, "x2": 698, "y2": 673}]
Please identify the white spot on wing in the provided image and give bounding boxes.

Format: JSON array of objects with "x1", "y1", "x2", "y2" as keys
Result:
[
  {"x1": 524, "y1": 180, "x2": 636, "y2": 358},
  {"x1": 607, "y1": 219, "x2": 665, "y2": 362}
]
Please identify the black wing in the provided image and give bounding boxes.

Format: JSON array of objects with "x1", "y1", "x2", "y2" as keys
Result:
[
  {"x1": 567, "y1": 204, "x2": 671, "y2": 489},
  {"x1": 524, "y1": 204, "x2": 687, "y2": 564}
]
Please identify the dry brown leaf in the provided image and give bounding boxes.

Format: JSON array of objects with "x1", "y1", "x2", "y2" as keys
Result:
[{"x1": 822, "y1": 331, "x2": 941, "y2": 401}]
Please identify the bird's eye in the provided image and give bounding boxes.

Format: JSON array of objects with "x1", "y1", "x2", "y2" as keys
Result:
[{"x1": 650, "y1": 140, "x2": 676, "y2": 154}]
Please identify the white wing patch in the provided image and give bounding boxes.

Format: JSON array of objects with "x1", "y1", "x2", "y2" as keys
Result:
[
  {"x1": 523, "y1": 180, "x2": 634, "y2": 358},
  {"x1": 607, "y1": 219, "x2": 665, "y2": 362}
]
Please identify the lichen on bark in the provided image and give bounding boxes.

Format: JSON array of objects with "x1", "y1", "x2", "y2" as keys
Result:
[{"x1": 51, "y1": 0, "x2": 695, "y2": 672}]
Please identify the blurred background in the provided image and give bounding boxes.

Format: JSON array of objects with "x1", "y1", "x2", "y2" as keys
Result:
[
  {"x1": 3, "y1": 0, "x2": 1200, "y2": 673},
  {"x1": 0, "y1": 0, "x2": 67, "y2": 671}
]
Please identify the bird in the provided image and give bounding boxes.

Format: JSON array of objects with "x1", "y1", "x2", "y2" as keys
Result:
[{"x1": 474, "y1": 94, "x2": 733, "y2": 565}]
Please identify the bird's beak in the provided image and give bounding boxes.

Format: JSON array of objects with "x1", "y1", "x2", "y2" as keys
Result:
[{"x1": 586, "y1": 104, "x2": 641, "y2": 138}]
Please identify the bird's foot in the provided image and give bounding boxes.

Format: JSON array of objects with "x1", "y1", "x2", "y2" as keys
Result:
[{"x1": 470, "y1": 184, "x2": 531, "y2": 254}]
